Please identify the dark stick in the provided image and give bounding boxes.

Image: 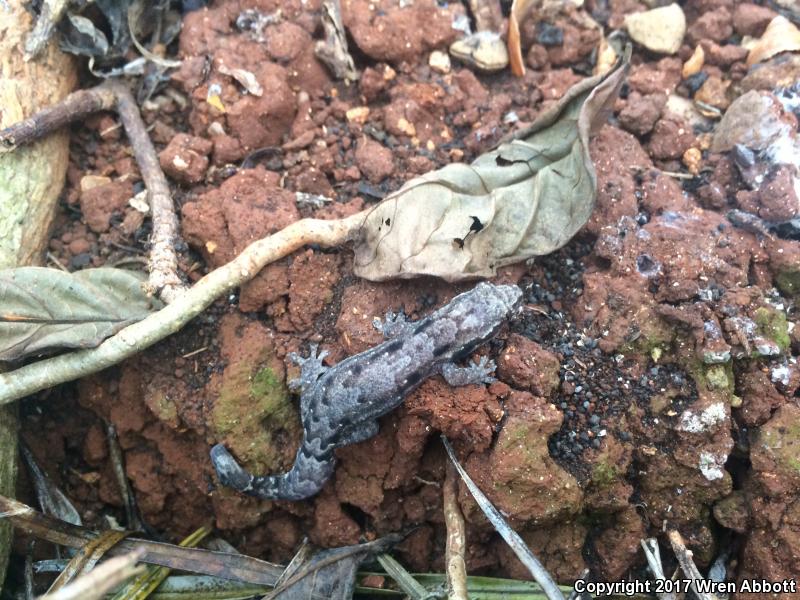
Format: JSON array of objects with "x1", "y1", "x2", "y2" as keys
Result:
[
  {"x1": 0, "y1": 495, "x2": 282, "y2": 586},
  {"x1": 0, "y1": 87, "x2": 116, "y2": 152}
]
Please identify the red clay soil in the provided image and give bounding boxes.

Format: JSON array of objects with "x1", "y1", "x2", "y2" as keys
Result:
[{"x1": 18, "y1": 0, "x2": 800, "y2": 592}]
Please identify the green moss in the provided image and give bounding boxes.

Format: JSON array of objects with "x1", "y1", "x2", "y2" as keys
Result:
[
  {"x1": 705, "y1": 365, "x2": 730, "y2": 390},
  {"x1": 591, "y1": 461, "x2": 619, "y2": 488},
  {"x1": 212, "y1": 360, "x2": 301, "y2": 472},
  {"x1": 684, "y1": 355, "x2": 734, "y2": 396},
  {"x1": 754, "y1": 307, "x2": 790, "y2": 352},
  {"x1": 776, "y1": 270, "x2": 800, "y2": 298},
  {"x1": 250, "y1": 367, "x2": 283, "y2": 398},
  {"x1": 149, "y1": 394, "x2": 179, "y2": 424}
]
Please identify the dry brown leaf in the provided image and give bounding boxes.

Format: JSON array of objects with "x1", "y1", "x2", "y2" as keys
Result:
[{"x1": 353, "y1": 52, "x2": 629, "y2": 282}]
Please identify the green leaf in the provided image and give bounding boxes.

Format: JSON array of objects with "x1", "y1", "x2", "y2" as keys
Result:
[
  {"x1": 0, "y1": 267, "x2": 162, "y2": 361},
  {"x1": 353, "y1": 53, "x2": 630, "y2": 282}
]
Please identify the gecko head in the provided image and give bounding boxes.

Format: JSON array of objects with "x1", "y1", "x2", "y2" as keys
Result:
[
  {"x1": 210, "y1": 444, "x2": 254, "y2": 493},
  {"x1": 494, "y1": 284, "x2": 524, "y2": 312},
  {"x1": 473, "y1": 282, "x2": 523, "y2": 315}
]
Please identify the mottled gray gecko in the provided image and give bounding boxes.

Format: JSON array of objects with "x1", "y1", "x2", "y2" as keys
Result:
[{"x1": 210, "y1": 282, "x2": 522, "y2": 500}]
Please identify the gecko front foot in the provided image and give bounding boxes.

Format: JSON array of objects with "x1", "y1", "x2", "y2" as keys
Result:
[
  {"x1": 372, "y1": 309, "x2": 414, "y2": 338},
  {"x1": 441, "y1": 355, "x2": 497, "y2": 386},
  {"x1": 288, "y1": 343, "x2": 329, "y2": 391}
]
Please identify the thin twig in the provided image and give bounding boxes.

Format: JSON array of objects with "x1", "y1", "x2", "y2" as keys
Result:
[
  {"x1": 46, "y1": 252, "x2": 70, "y2": 272},
  {"x1": 106, "y1": 422, "x2": 146, "y2": 532},
  {"x1": 24, "y1": 540, "x2": 34, "y2": 600},
  {"x1": 667, "y1": 530, "x2": 718, "y2": 600},
  {"x1": 640, "y1": 539, "x2": 676, "y2": 600},
  {"x1": 376, "y1": 554, "x2": 429, "y2": 600},
  {"x1": 660, "y1": 171, "x2": 695, "y2": 180},
  {"x1": 106, "y1": 80, "x2": 185, "y2": 301},
  {"x1": 443, "y1": 461, "x2": 469, "y2": 600},
  {"x1": 0, "y1": 211, "x2": 366, "y2": 404},
  {"x1": 566, "y1": 569, "x2": 589, "y2": 600},
  {"x1": 0, "y1": 87, "x2": 117, "y2": 152},
  {"x1": 181, "y1": 346, "x2": 208, "y2": 358}
]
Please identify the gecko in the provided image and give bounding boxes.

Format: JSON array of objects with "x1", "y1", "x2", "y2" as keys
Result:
[{"x1": 210, "y1": 282, "x2": 522, "y2": 501}]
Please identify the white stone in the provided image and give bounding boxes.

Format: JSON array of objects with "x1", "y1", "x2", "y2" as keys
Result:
[
  {"x1": 625, "y1": 3, "x2": 686, "y2": 55},
  {"x1": 428, "y1": 50, "x2": 451, "y2": 74}
]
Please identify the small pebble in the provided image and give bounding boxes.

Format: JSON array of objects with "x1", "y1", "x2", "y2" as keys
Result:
[
  {"x1": 428, "y1": 50, "x2": 451, "y2": 74},
  {"x1": 625, "y1": 3, "x2": 686, "y2": 55}
]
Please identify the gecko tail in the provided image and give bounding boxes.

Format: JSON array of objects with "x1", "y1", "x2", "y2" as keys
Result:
[{"x1": 210, "y1": 443, "x2": 335, "y2": 501}]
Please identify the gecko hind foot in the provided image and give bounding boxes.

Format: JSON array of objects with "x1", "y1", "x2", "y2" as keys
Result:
[
  {"x1": 210, "y1": 444, "x2": 255, "y2": 493},
  {"x1": 441, "y1": 355, "x2": 497, "y2": 386}
]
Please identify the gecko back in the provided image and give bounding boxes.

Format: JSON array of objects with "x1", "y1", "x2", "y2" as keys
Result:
[{"x1": 211, "y1": 282, "x2": 522, "y2": 500}]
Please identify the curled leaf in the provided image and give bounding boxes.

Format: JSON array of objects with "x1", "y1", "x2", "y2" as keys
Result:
[
  {"x1": 353, "y1": 53, "x2": 629, "y2": 282},
  {"x1": 0, "y1": 267, "x2": 162, "y2": 361}
]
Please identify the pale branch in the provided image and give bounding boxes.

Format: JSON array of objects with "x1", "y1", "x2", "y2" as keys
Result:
[{"x1": 0, "y1": 212, "x2": 366, "y2": 405}]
